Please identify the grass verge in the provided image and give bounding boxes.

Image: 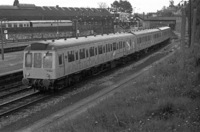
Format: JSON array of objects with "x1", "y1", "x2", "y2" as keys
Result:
[{"x1": 40, "y1": 43, "x2": 200, "y2": 132}]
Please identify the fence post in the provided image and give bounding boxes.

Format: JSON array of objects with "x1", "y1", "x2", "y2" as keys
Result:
[
  {"x1": 191, "y1": 9, "x2": 197, "y2": 47},
  {"x1": 181, "y1": 7, "x2": 186, "y2": 69},
  {"x1": 181, "y1": 8, "x2": 186, "y2": 49}
]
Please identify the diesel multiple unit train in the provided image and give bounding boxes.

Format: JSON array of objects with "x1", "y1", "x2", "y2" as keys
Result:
[{"x1": 22, "y1": 26, "x2": 171, "y2": 91}]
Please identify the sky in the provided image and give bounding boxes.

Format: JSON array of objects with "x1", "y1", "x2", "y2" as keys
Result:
[{"x1": 0, "y1": 0, "x2": 184, "y2": 13}]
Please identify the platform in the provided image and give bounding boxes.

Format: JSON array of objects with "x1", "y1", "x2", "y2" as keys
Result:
[
  {"x1": 0, "y1": 51, "x2": 23, "y2": 75},
  {"x1": 2, "y1": 41, "x2": 31, "y2": 49}
]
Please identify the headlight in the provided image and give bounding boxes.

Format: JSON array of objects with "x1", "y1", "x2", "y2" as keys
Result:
[{"x1": 26, "y1": 73, "x2": 30, "y2": 77}]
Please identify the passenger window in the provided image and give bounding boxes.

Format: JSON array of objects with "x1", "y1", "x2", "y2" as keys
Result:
[
  {"x1": 103, "y1": 46, "x2": 105, "y2": 53},
  {"x1": 137, "y1": 38, "x2": 140, "y2": 44},
  {"x1": 95, "y1": 47, "x2": 98, "y2": 55},
  {"x1": 68, "y1": 51, "x2": 75, "y2": 62},
  {"x1": 90, "y1": 47, "x2": 95, "y2": 57},
  {"x1": 25, "y1": 53, "x2": 32, "y2": 67},
  {"x1": 8, "y1": 24, "x2": 12, "y2": 28},
  {"x1": 80, "y1": 49, "x2": 85, "y2": 59},
  {"x1": 14, "y1": 24, "x2": 18, "y2": 28},
  {"x1": 86, "y1": 49, "x2": 89, "y2": 58},
  {"x1": 108, "y1": 44, "x2": 110, "y2": 52},
  {"x1": 129, "y1": 40, "x2": 132, "y2": 46},
  {"x1": 106, "y1": 44, "x2": 108, "y2": 52},
  {"x1": 19, "y1": 24, "x2": 23, "y2": 27},
  {"x1": 98, "y1": 45, "x2": 103, "y2": 54},
  {"x1": 113, "y1": 42, "x2": 116, "y2": 51},
  {"x1": 75, "y1": 51, "x2": 78, "y2": 60},
  {"x1": 58, "y1": 54, "x2": 63, "y2": 65}
]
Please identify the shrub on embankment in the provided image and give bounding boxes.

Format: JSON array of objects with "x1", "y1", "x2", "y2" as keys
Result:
[{"x1": 41, "y1": 43, "x2": 200, "y2": 132}]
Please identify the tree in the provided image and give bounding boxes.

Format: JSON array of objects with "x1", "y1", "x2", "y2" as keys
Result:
[
  {"x1": 111, "y1": 0, "x2": 133, "y2": 13},
  {"x1": 186, "y1": 0, "x2": 200, "y2": 40},
  {"x1": 13, "y1": 0, "x2": 19, "y2": 6},
  {"x1": 162, "y1": 6, "x2": 166, "y2": 10},
  {"x1": 169, "y1": 0, "x2": 175, "y2": 7},
  {"x1": 98, "y1": 2, "x2": 108, "y2": 9}
]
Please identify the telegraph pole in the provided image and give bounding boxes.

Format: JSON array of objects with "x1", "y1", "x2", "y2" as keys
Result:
[
  {"x1": 181, "y1": 8, "x2": 186, "y2": 47},
  {"x1": 191, "y1": 9, "x2": 197, "y2": 47},
  {"x1": 0, "y1": 19, "x2": 6, "y2": 60},
  {"x1": 188, "y1": 0, "x2": 192, "y2": 47},
  {"x1": 181, "y1": 6, "x2": 186, "y2": 69}
]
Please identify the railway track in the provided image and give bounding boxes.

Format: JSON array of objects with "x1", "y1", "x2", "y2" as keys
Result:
[
  {"x1": 0, "y1": 45, "x2": 27, "y2": 54},
  {"x1": 0, "y1": 38, "x2": 174, "y2": 119},
  {"x1": 0, "y1": 92, "x2": 49, "y2": 117},
  {"x1": 0, "y1": 70, "x2": 23, "y2": 91},
  {"x1": 0, "y1": 87, "x2": 32, "y2": 102}
]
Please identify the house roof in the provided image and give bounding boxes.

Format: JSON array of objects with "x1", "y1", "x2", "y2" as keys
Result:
[{"x1": 0, "y1": 4, "x2": 112, "y2": 21}]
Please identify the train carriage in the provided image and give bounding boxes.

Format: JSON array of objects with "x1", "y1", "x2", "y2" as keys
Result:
[{"x1": 22, "y1": 26, "x2": 171, "y2": 91}]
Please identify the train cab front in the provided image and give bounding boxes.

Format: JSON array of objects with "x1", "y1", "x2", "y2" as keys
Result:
[{"x1": 22, "y1": 49, "x2": 56, "y2": 91}]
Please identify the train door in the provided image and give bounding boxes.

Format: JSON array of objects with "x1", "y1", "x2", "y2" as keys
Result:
[
  {"x1": 57, "y1": 53, "x2": 65, "y2": 77},
  {"x1": 85, "y1": 48, "x2": 90, "y2": 69},
  {"x1": 97, "y1": 43, "x2": 104, "y2": 64},
  {"x1": 131, "y1": 38, "x2": 136, "y2": 53},
  {"x1": 123, "y1": 41, "x2": 127, "y2": 56},
  {"x1": 66, "y1": 50, "x2": 77, "y2": 74},
  {"x1": 105, "y1": 43, "x2": 110, "y2": 62},
  {"x1": 89, "y1": 46, "x2": 96, "y2": 67},
  {"x1": 64, "y1": 51, "x2": 68, "y2": 75},
  {"x1": 94, "y1": 47, "x2": 98, "y2": 65},
  {"x1": 124, "y1": 39, "x2": 131, "y2": 56},
  {"x1": 118, "y1": 41, "x2": 123, "y2": 56},
  {"x1": 151, "y1": 34, "x2": 154, "y2": 46},
  {"x1": 79, "y1": 48, "x2": 85, "y2": 71},
  {"x1": 115, "y1": 41, "x2": 121, "y2": 59},
  {"x1": 102, "y1": 44, "x2": 106, "y2": 63},
  {"x1": 112, "y1": 41, "x2": 117, "y2": 59},
  {"x1": 74, "y1": 50, "x2": 79, "y2": 72},
  {"x1": 108, "y1": 43, "x2": 113, "y2": 62}
]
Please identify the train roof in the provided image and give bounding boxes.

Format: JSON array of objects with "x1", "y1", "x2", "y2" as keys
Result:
[
  {"x1": 25, "y1": 33, "x2": 134, "y2": 51},
  {"x1": 158, "y1": 26, "x2": 171, "y2": 30},
  {"x1": 24, "y1": 27, "x2": 170, "y2": 51},
  {"x1": 133, "y1": 26, "x2": 170, "y2": 35},
  {"x1": 133, "y1": 28, "x2": 160, "y2": 35}
]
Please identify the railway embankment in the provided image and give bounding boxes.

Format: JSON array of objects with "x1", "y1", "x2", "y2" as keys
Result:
[{"x1": 37, "y1": 41, "x2": 200, "y2": 132}]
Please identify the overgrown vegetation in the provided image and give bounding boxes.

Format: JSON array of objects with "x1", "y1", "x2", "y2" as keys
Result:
[{"x1": 40, "y1": 43, "x2": 200, "y2": 132}]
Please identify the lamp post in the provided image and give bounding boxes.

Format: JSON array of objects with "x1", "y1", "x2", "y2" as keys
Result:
[
  {"x1": 188, "y1": 0, "x2": 192, "y2": 47},
  {"x1": 1, "y1": 18, "x2": 6, "y2": 60}
]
